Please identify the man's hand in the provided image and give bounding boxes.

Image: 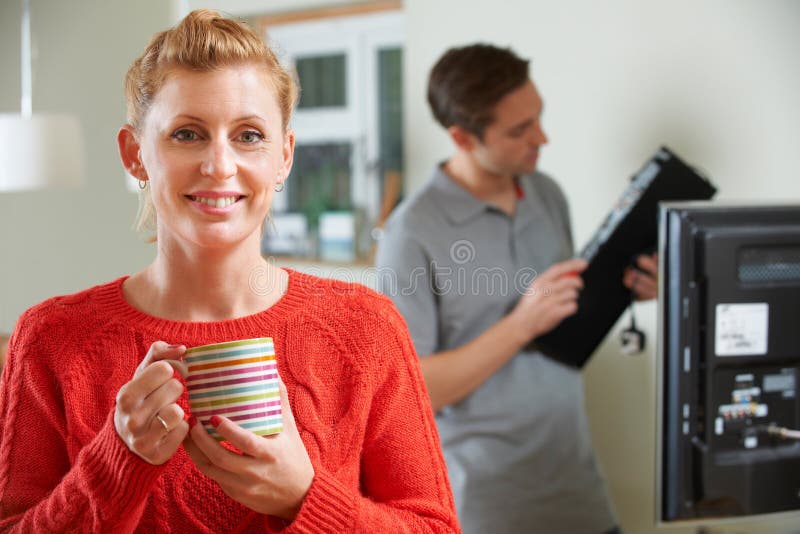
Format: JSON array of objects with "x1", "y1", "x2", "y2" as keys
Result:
[
  {"x1": 510, "y1": 258, "x2": 588, "y2": 342},
  {"x1": 623, "y1": 253, "x2": 658, "y2": 301}
]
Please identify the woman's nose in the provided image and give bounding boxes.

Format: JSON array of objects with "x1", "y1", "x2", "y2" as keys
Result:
[{"x1": 200, "y1": 140, "x2": 236, "y2": 180}]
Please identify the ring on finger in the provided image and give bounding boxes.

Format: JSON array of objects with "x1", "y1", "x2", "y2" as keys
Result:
[{"x1": 156, "y1": 413, "x2": 170, "y2": 433}]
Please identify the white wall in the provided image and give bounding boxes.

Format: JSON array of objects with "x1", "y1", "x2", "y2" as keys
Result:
[{"x1": 404, "y1": 1, "x2": 800, "y2": 533}]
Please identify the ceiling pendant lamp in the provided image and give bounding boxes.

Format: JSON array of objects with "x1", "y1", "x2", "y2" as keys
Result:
[{"x1": 0, "y1": 0, "x2": 85, "y2": 192}]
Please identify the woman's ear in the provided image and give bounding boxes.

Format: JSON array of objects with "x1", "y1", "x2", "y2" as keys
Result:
[
  {"x1": 118, "y1": 125, "x2": 146, "y2": 180},
  {"x1": 277, "y1": 128, "x2": 295, "y2": 190}
]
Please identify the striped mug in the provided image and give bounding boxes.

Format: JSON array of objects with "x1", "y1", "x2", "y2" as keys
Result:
[{"x1": 183, "y1": 338, "x2": 282, "y2": 440}]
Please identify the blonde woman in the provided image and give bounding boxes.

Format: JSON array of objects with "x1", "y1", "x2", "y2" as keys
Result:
[{"x1": 0, "y1": 11, "x2": 457, "y2": 533}]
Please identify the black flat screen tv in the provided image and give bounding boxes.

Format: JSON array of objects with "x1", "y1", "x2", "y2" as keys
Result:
[{"x1": 657, "y1": 202, "x2": 800, "y2": 524}]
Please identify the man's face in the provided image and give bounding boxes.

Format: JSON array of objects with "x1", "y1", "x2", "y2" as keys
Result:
[{"x1": 471, "y1": 79, "x2": 548, "y2": 177}]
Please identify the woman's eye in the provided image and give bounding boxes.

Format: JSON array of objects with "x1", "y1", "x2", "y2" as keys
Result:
[
  {"x1": 240, "y1": 130, "x2": 264, "y2": 143},
  {"x1": 172, "y1": 129, "x2": 199, "y2": 141}
]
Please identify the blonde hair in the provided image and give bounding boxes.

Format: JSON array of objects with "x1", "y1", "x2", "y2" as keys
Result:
[{"x1": 124, "y1": 9, "x2": 298, "y2": 237}]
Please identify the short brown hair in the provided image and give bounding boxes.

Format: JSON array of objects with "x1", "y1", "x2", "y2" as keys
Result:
[
  {"x1": 124, "y1": 9, "x2": 298, "y2": 236},
  {"x1": 427, "y1": 43, "x2": 529, "y2": 139}
]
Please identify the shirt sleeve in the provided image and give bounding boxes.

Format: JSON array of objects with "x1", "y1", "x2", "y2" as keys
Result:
[{"x1": 374, "y1": 216, "x2": 439, "y2": 357}]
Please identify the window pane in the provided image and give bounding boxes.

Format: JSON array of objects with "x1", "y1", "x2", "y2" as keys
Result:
[
  {"x1": 378, "y1": 47, "x2": 403, "y2": 174},
  {"x1": 288, "y1": 142, "x2": 352, "y2": 230},
  {"x1": 295, "y1": 54, "x2": 347, "y2": 108},
  {"x1": 376, "y1": 47, "x2": 404, "y2": 228}
]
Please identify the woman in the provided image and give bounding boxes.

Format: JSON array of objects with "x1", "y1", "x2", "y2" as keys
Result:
[{"x1": 0, "y1": 10, "x2": 458, "y2": 533}]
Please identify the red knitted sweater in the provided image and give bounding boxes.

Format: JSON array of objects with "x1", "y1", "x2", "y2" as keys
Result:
[{"x1": 0, "y1": 270, "x2": 458, "y2": 533}]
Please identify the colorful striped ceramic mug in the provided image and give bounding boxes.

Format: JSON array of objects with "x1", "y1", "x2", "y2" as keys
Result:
[{"x1": 183, "y1": 338, "x2": 282, "y2": 440}]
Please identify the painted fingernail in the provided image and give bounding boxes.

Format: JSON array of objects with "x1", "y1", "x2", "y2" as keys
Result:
[
  {"x1": 188, "y1": 416, "x2": 197, "y2": 428},
  {"x1": 209, "y1": 415, "x2": 222, "y2": 428}
]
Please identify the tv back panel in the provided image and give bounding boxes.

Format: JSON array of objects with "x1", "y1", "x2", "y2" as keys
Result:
[{"x1": 657, "y1": 203, "x2": 800, "y2": 523}]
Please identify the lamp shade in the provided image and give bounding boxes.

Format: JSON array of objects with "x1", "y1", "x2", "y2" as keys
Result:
[{"x1": 0, "y1": 113, "x2": 86, "y2": 192}]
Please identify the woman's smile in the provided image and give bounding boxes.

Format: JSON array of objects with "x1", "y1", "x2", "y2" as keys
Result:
[{"x1": 186, "y1": 191, "x2": 247, "y2": 213}]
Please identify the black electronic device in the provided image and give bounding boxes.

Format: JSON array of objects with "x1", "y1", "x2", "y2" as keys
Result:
[
  {"x1": 534, "y1": 146, "x2": 717, "y2": 368},
  {"x1": 657, "y1": 203, "x2": 800, "y2": 523}
]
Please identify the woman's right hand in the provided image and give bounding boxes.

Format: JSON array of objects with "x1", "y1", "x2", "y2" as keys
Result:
[{"x1": 114, "y1": 341, "x2": 189, "y2": 465}]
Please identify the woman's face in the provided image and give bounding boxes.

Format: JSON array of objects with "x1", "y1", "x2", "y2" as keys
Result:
[{"x1": 135, "y1": 64, "x2": 293, "y2": 252}]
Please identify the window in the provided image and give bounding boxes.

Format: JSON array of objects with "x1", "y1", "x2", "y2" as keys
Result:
[
  {"x1": 295, "y1": 54, "x2": 347, "y2": 109},
  {"x1": 260, "y1": 9, "x2": 404, "y2": 263}
]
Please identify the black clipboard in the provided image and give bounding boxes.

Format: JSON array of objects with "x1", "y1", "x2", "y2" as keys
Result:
[{"x1": 533, "y1": 146, "x2": 717, "y2": 368}]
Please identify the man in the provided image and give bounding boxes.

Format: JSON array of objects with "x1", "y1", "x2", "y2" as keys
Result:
[{"x1": 375, "y1": 44, "x2": 656, "y2": 533}]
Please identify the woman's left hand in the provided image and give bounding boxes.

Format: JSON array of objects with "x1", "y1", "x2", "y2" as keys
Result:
[
  {"x1": 183, "y1": 377, "x2": 315, "y2": 520},
  {"x1": 623, "y1": 252, "x2": 659, "y2": 301}
]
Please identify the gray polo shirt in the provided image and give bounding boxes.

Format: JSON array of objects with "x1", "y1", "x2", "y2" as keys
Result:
[{"x1": 375, "y1": 165, "x2": 617, "y2": 534}]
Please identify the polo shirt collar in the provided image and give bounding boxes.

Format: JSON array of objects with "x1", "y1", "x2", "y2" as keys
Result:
[{"x1": 430, "y1": 163, "x2": 497, "y2": 225}]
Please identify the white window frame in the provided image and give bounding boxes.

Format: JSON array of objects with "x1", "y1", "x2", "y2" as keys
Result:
[{"x1": 265, "y1": 11, "x2": 404, "y2": 222}]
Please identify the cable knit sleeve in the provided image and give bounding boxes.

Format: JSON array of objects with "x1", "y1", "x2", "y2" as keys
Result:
[
  {"x1": 284, "y1": 292, "x2": 459, "y2": 533},
  {"x1": 0, "y1": 303, "x2": 163, "y2": 533}
]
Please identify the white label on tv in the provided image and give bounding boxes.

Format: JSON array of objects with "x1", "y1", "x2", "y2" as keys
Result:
[{"x1": 715, "y1": 303, "x2": 768, "y2": 356}]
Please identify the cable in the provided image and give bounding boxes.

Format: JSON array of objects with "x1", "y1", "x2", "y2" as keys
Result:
[
  {"x1": 620, "y1": 289, "x2": 646, "y2": 355},
  {"x1": 765, "y1": 424, "x2": 800, "y2": 441}
]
